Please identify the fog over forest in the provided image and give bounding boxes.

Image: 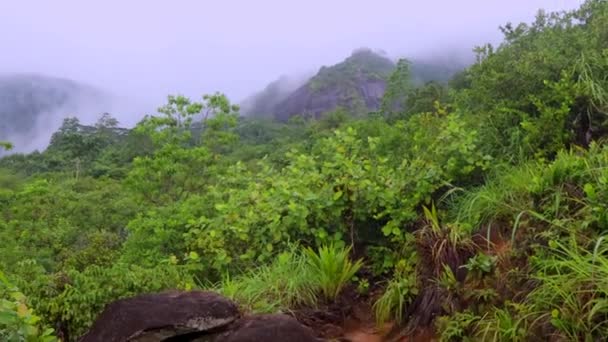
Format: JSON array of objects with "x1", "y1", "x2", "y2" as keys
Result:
[
  {"x1": 5, "y1": 1, "x2": 608, "y2": 341},
  {"x1": 0, "y1": 0, "x2": 584, "y2": 152}
]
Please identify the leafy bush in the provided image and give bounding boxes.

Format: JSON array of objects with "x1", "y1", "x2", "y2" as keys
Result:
[
  {"x1": 14, "y1": 262, "x2": 191, "y2": 339},
  {"x1": 0, "y1": 271, "x2": 56, "y2": 342}
]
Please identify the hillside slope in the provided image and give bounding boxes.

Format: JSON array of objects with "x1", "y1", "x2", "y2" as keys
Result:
[
  {"x1": 274, "y1": 49, "x2": 393, "y2": 121},
  {"x1": 243, "y1": 48, "x2": 467, "y2": 121}
]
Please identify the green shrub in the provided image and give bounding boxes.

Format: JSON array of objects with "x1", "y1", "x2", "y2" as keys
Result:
[
  {"x1": 0, "y1": 271, "x2": 56, "y2": 342},
  {"x1": 14, "y1": 262, "x2": 190, "y2": 339},
  {"x1": 303, "y1": 244, "x2": 362, "y2": 301},
  {"x1": 462, "y1": 253, "x2": 497, "y2": 279}
]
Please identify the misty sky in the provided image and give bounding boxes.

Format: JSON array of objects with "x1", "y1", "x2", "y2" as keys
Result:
[{"x1": 0, "y1": 0, "x2": 585, "y2": 113}]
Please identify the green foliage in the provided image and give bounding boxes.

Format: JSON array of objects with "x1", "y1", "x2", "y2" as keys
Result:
[
  {"x1": 436, "y1": 311, "x2": 480, "y2": 342},
  {"x1": 1, "y1": 113, "x2": 135, "y2": 177},
  {"x1": 462, "y1": 253, "x2": 497, "y2": 279},
  {"x1": 303, "y1": 244, "x2": 362, "y2": 301},
  {"x1": 454, "y1": 0, "x2": 608, "y2": 161},
  {"x1": 0, "y1": 142, "x2": 13, "y2": 151},
  {"x1": 0, "y1": 271, "x2": 56, "y2": 342},
  {"x1": 475, "y1": 303, "x2": 530, "y2": 342},
  {"x1": 373, "y1": 262, "x2": 418, "y2": 325},
  {"x1": 218, "y1": 247, "x2": 317, "y2": 313},
  {"x1": 218, "y1": 244, "x2": 366, "y2": 313},
  {"x1": 13, "y1": 261, "x2": 191, "y2": 339},
  {"x1": 1, "y1": 2, "x2": 608, "y2": 340},
  {"x1": 528, "y1": 238, "x2": 608, "y2": 341},
  {"x1": 454, "y1": 144, "x2": 608, "y2": 237},
  {"x1": 0, "y1": 176, "x2": 137, "y2": 274},
  {"x1": 381, "y1": 58, "x2": 413, "y2": 120},
  {"x1": 405, "y1": 81, "x2": 448, "y2": 115},
  {"x1": 373, "y1": 247, "x2": 418, "y2": 325}
]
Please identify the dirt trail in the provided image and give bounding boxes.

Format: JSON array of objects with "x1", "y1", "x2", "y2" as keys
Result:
[
  {"x1": 344, "y1": 329, "x2": 384, "y2": 342},
  {"x1": 336, "y1": 302, "x2": 405, "y2": 342},
  {"x1": 341, "y1": 321, "x2": 435, "y2": 342},
  {"x1": 294, "y1": 286, "x2": 437, "y2": 341},
  {"x1": 341, "y1": 311, "x2": 388, "y2": 342}
]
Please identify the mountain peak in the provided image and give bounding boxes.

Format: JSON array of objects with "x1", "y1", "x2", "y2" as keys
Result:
[{"x1": 241, "y1": 48, "x2": 466, "y2": 121}]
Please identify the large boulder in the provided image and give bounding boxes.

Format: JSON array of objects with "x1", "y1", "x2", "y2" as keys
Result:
[
  {"x1": 213, "y1": 315, "x2": 319, "y2": 342},
  {"x1": 81, "y1": 291, "x2": 321, "y2": 342},
  {"x1": 80, "y1": 291, "x2": 239, "y2": 342}
]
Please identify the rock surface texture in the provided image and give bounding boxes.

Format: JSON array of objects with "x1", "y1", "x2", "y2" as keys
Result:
[
  {"x1": 214, "y1": 315, "x2": 318, "y2": 342},
  {"x1": 80, "y1": 291, "x2": 319, "y2": 342}
]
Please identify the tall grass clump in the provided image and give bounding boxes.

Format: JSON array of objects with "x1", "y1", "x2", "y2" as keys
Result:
[
  {"x1": 452, "y1": 146, "x2": 607, "y2": 238},
  {"x1": 451, "y1": 162, "x2": 540, "y2": 229},
  {"x1": 304, "y1": 243, "x2": 363, "y2": 301},
  {"x1": 218, "y1": 243, "x2": 363, "y2": 313},
  {"x1": 373, "y1": 270, "x2": 418, "y2": 324},
  {"x1": 475, "y1": 304, "x2": 530, "y2": 342},
  {"x1": 527, "y1": 237, "x2": 608, "y2": 341},
  {"x1": 218, "y1": 247, "x2": 317, "y2": 313}
]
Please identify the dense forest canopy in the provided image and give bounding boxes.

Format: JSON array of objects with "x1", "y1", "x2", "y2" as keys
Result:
[{"x1": 1, "y1": 1, "x2": 608, "y2": 341}]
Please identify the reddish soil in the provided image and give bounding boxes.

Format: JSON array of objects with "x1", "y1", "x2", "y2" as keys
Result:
[{"x1": 292, "y1": 286, "x2": 437, "y2": 341}]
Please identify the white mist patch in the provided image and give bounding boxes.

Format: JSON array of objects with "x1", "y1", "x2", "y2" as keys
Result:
[{"x1": 0, "y1": 73, "x2": 154, "y2": 154}]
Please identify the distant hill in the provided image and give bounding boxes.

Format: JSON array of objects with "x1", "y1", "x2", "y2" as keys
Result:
[
  {"x1": 242, "y1": 48, "x2": 468, "y2": 121},
  {"x1": 0, "y1": 73, "x2": 111, "y2": 152},
  {"x1": 274, "y1": 48, "x2": 394, "y2": 121}
]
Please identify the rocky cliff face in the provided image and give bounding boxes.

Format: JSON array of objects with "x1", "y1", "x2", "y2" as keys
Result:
[
  {"x1": 274, "y1": 77, "x2": 386, "y2": 121},
  {"x1": 273, "y1": 48, "x2": 394, "y2": 121},
  {"x1": 241, "y1": 48, "x2": 469, "y2": 122}
]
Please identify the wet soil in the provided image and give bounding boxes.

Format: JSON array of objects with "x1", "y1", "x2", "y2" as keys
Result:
[{"x1": 291, "y1": 286, "x2": 437, "y2": 341}]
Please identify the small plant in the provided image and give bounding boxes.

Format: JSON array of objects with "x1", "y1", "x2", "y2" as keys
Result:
[
  {"x1": 0, "y1": 271, "x2": 57, "y2": 342},
  {"x1": 462, "y1": 253, "x2": 497, "y2": 279},
  {"x1": 354, "y1": 276, "x2": 370, "y2": 295},
  {"x1": 436, "y1": 310, "x2": 480, "y2": 342},
  {"x1": 476, "y1": 304, "x2": 529, "y2": 342},
  {"x1": 436, "y1": 264, "x2": 459, "y2": 293},
  {"x1": 368, "y1": 246, "x2": 397, "y2": 276},
  {"x1": 469, "y1": 288, "x2": 498, "y2": 303},
  {"x1": 373, "y1": 258, "x2": 418, "y2": 325},
  {"x1": 434, "y1": 264, "x2": 463, "y2": 315},
  {"x1": 303, "y1": 244, "x2": 363, "y2": 301}
]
